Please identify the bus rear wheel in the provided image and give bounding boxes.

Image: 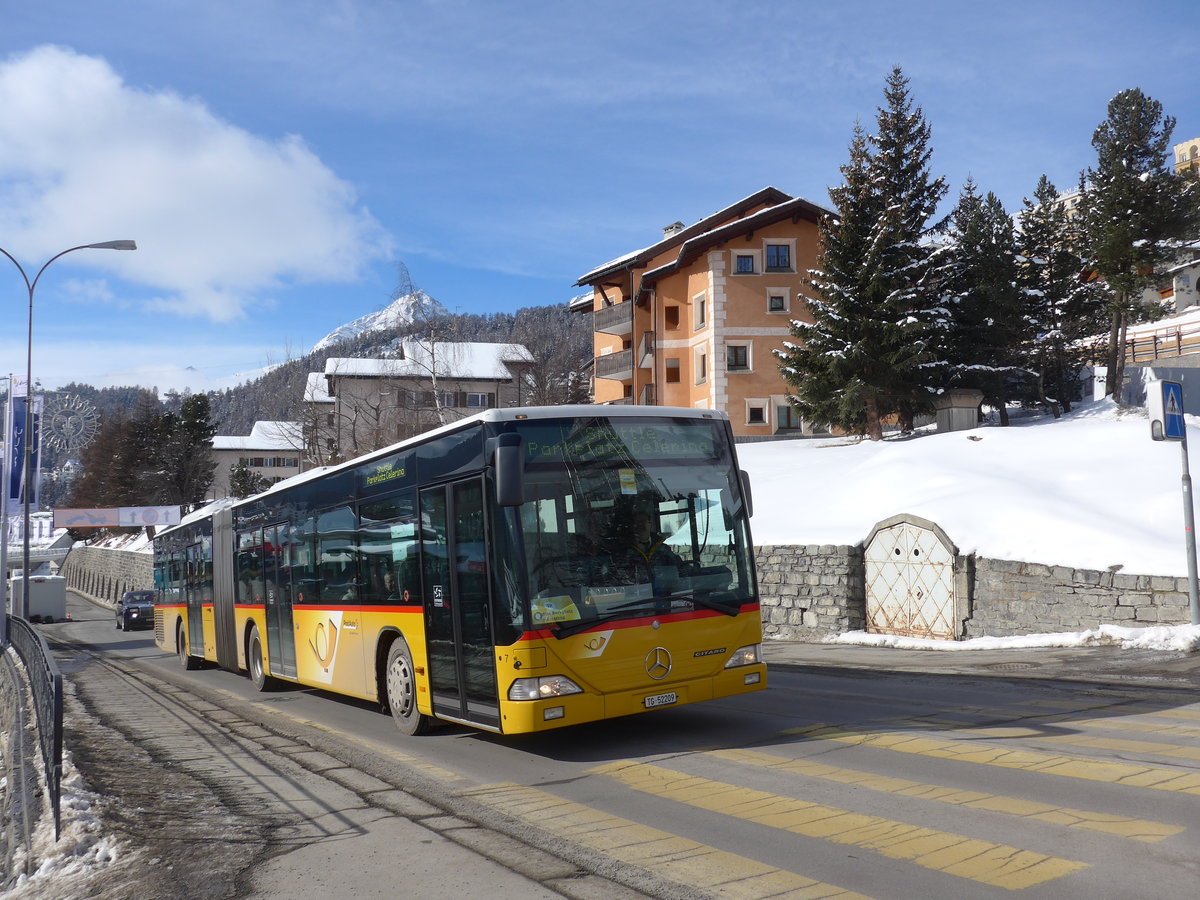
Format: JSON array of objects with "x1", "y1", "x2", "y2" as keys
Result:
[
  {"x1": 177, "y1": 623, "x2": 200, "y2": 670},
  {"x1": 248, "y1": 624, "x2": 274, "y2": 692},
  {"x1": 385, "y1": 638, "x2": 431, "y2": 736}
]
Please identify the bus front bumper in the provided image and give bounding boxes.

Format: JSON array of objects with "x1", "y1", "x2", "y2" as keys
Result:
[{"x1": 498, "y1": 663, "x2": 767, "y2": 734}]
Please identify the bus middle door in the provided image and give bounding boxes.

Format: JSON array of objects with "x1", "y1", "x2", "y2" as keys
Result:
[
  {"x1": 263, "y1": 523, "x2": 297, "y2": 679},
  {"x1": 186, "y1": 542, "x2": 204, "y2": 655},
  {"x1": 420, "y1": 478, "x2": 500, "y2": 729}
]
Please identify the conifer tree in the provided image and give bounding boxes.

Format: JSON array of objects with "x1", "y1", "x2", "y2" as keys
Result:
[
  {"x1": 228, "y1": 460, "x2": 269, "y2": 499},
  {"x1": 776, "y1": 67, "x2": 946, "y2": 439},
  {"x1": 1016, "y1": 175, "x2": 1107, "y2": 413},
  {"x1": 1080, "y1": 88, "x2": 1200, "y2": 400},
  {"x1": 929, "y1": 180, "x2": 1027, "y2": 424}
]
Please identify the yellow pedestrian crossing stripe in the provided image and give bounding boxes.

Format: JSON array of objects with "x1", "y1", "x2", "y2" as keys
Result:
[
  {"x1": 785, "y1": 724, "x2": 1200, "y2": 795},
  {"x1": 708, "y1": 748, "x2": 1182, "y2": 843},
  {"x1": 589, "y1": 761, "x2": 1087, "y2": 889},
  {"x1": 919, "y1": 710, "x2": 1200, "y2": 742},
  {"x1": 464, "y1": 782, "x2": 871, "y2": 899},
  {"x1": 916, "y1": 714, "x2": 1200, "y2": 757}
]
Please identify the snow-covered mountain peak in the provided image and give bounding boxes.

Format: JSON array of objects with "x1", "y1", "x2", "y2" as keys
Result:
[{"x1": 311, "y1": 291, "x2": 449, "y2": 352}]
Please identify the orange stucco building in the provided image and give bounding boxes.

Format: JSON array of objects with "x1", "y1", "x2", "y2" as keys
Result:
[{"x1": 576, "y1": 187, "x2": 832, "y2": 437}]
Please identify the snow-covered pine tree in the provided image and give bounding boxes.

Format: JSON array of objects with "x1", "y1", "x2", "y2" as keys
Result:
[
  {"x1": 1080, "y1": 88, "x2": 1200, "y2": 401},
  {"x1": 1016, "y1": 175, "x2": 1107, "y2": 414},
  {"x1": 776, "y1": 67, "x2": 946, "y2": 440},
  {"x1": 929, "y1": 180, "x2": 1027, "y2": 425}
]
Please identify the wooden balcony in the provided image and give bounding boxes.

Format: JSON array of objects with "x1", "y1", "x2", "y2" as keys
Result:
[
  {"x1": 594, "y1": 302, "x2": 633, "y2": 336},
  {"x1": 594, "y1": 348, "x2": 633, "y2": 381}
]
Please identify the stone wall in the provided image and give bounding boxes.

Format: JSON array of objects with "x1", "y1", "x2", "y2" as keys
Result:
[
  {"x1": 756, "y1": 544, "x2": 865, "y2": 640},
  {"x1": 753, "y1": 543, "x2": 1194, "y2": 640},
  {"x1": 965, "y1": 558, "x2": 1191, "y2": 637},
  {"x1": 58, "y1": 545, "x2": 153, "y2": 606}
]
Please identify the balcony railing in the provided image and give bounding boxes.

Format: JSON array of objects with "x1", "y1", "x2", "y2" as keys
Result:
[
  {"x1": 638, "y1": 331, "x2": 655, "y2": 369},
  {"x1": 594, "y1": 302, "x2": 633, "y2": 335},
  {"x1": 594, "y1": 348, "x2": 633, "y2": 380}
]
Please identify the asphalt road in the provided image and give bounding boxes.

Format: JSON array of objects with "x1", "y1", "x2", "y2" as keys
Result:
[{"x1": 20, "y1": 592, "x2": 1200, "y2": 899}]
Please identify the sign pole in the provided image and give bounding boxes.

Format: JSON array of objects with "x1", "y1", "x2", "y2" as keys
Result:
[
  {"x1": 1149, "y1": 379, "x2": 1200, "y2": 625},
  {"x1": 1181, "y1": 433, "x2": 1200, "y2": 625}
]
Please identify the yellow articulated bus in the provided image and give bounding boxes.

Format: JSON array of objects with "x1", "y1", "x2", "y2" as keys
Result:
[{"x1": 153, "y1": 405, "x2": 766, "y2": 735}]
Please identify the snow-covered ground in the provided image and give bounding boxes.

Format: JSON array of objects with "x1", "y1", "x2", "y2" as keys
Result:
[{"x1": 739, "y1": 396, "x2": 1200, "y2": 652}]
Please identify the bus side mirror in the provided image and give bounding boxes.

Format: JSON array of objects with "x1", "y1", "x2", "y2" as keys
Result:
[
  {"x1": 739, "y1": 469, "x2": 754, "y2": 519},
  {"x1": 494, "y1": 434, "x2": 525, "y2": 507}
]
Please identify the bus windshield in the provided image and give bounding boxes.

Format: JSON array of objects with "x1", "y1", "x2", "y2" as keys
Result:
[{"x1": 512, "y1": 417, "x2": 756, "y2": 634}]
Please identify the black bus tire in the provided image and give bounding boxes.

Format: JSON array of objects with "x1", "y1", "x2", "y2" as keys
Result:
[
  {"x1": 385, "y1": 638, "x2": 431, "y2": 736},
  {"x1": 177, "y1": 623, "x2": 200, "y2": 670},
  {"x1": 248, "y1": 624, "x2": 274, "y2": 691}
]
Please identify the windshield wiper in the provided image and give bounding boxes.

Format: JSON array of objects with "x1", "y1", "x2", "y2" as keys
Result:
[
  {"x1": 548, "y1": 593, "x2": 740, "y2": 639},
  {"x1": 549, "y1": 609, "x2": 649, "y2": 639},
  {"x1": 680, "y1": 592, "x2": 740, "y2": 617}
]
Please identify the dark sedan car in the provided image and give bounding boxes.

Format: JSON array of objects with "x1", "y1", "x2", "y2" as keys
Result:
[{"x1": 116, "y1": 590, "x2": 155, "y2": 631}]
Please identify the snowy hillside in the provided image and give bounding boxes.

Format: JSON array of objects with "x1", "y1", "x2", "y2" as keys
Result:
[
  {"x1": 739, "y1": 398, "x2": 1195, "y2": 578},
  {"x1": 311, "y1": 291, "x2": 448, "y2": 352}
]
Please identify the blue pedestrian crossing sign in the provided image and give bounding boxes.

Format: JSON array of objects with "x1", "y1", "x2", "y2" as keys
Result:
[{"x1": 1149, "y1": 380, "x2": 1186, "y2": 441}]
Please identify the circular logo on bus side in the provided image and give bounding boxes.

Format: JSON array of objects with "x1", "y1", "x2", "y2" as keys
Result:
[{"x1": 645, "y1": 647, "x2": 672, "y2": 680}]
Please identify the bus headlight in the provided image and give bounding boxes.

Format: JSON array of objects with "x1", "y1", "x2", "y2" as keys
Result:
[
  {"x1": 508, "y1": 675, "x2": 584, "y2": 701},
  {"x1": 724, "y1": 644, "x2": 761, "y2": 668}
]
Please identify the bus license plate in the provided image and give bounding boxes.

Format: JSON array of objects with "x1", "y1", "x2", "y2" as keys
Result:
[{"x1": 644, "y1": 691, "x2": 677, "y2": 709}]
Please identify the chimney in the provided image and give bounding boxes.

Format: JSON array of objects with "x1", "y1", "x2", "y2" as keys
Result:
[{"x1": 662, "y1": 221, "x2": 685, "y2": 238}]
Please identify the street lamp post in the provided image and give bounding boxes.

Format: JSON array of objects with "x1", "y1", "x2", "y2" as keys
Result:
[{"x1": 0, "y1": 241, "x2": 136, "y2": 621}]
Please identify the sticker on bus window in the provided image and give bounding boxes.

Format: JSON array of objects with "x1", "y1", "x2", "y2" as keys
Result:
[
  {"x1": 618, "y1": 468, "x2": 637, "y2": 494},
  {"x1": 433, "y1": 585, "x2": 445, "y2": 607},
  {"x1": 531, "y1": 595, "x2": 581, "y2": 625}
]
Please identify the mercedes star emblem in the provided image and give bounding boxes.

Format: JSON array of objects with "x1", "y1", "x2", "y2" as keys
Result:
[{"x1": 645, "y1": 647, "x2": 672, "y2": 680}]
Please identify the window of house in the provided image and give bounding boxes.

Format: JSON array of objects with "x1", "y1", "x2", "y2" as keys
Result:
[
  {"x1": 766, "y1": 244, "x2": 791, "y2": 271},
  {"x1": 746, "y1": 402, "x2": 767, "y2": 425},
  {"x1": 768, "y1": 292, "x2": 788, "y2": 313},
  {"x1": 437, "y1": 391, "x2": 457, "y2": 408},
  {"x1": 664, "y1": 306, "x2": 680, "y2": 330},
  {"x1": 695, "y1": 350, "x2": 707, "y2": 384},
  {"x1": 466, "y1": 392, "x2": 489, "y2": 408},
  {"x1": 776, "y1": 404, "x2": 803, "y2": 430},
  {"x1": 727, "y1": 345, "x2": 750, "y2": 372},
  {"x1": 665, "y1": 358, "x2": 681, "y2": 383},
  {"x1": 735, "y1": 254, "x2": 755, "y2": 274},
  {"x1": 694, "y1": 293, "x2": 707, "y2": 330}
]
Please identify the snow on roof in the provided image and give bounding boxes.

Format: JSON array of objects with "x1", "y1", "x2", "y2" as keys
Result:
[
  {"x1": 576, "y1": 187, "x2": 834, "y2": 286},
  {"x1": 324, "y1": 342, "x2": 534, "y2": 381},
  {"x1": 212, "y1": 421, "x2": 302, "y2": 451},
  {"x1": 305, "y1": 372, "x2": 333, "y2": 403}
]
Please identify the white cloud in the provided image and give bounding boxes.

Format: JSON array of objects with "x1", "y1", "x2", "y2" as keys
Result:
[{"x1": 0, "y1": 45, "x2": 393, "y2": 322}]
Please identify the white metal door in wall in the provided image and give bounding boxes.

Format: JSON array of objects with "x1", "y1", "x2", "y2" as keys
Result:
[{"x1": 865, "y1": 520, "x2": 956, "y2": 639}]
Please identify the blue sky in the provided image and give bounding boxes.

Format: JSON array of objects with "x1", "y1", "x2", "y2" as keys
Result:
[{"x1": 0, "y1": 0, "x2": 1195, "y2": 393}]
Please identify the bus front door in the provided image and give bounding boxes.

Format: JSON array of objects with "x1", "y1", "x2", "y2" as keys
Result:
[
  {"x1": 263, "y1": 523, "x2": 297, "y2": 679},
  {"x1": 420, "y1": 479, "x2": 500, "y2": 729}
]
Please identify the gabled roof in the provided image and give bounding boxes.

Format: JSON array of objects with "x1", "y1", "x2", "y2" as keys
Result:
[{"x1": 575, "y1": 187, "x2": 832, "y2": 286}]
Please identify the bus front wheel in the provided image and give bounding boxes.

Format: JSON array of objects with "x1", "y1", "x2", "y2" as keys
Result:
[
  {"x1": 385, "y1": 638, "x2": 431, "y2": 736},
  {"x1": 177, "y1": 623, "x2": 200, "y2": 670}
]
